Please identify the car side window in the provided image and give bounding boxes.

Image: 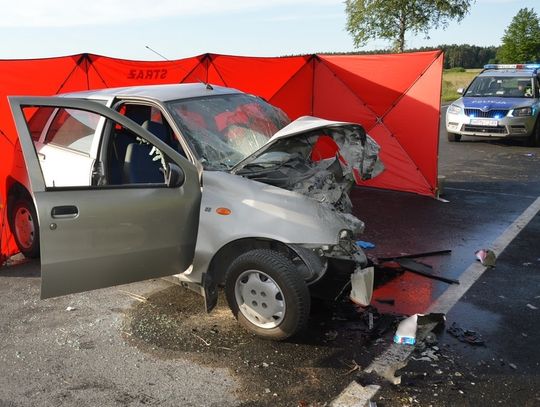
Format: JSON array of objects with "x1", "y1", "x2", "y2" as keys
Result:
[
  {"x1": 104, "y1": 122, "x2": 167, "y2": 186},
  {"x1": 115, "y1": 102, "x2": 186, "y2": 157},
  {"x1": 22, "y1": 105, "x2": 168, "y2": 189},
  {"x1": 44, "y1": 108, "x2": 99, "y2": 154}
]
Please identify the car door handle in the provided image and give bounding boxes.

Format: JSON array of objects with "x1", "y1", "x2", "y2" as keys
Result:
[{"x1": 51, "y1": 205, "x2": 79, "y2": 219}]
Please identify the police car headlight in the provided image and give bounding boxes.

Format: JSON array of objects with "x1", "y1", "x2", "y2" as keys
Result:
[
  {"x1": 512, "y1": 107, "x2": 533, "y2": 117},
  {"x1": 447, "y1": 104, "x2": 461, "y2": 114}
]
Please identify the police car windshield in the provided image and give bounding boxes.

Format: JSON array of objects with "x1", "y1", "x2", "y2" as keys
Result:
[{"x1": 465, "y1": 76, "x2": 534, "y2": 98}]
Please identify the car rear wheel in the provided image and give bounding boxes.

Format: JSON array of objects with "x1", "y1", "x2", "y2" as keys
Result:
[
  {"x1": 447, "y1": 132, "x2": 462, "y2": 142},
  {"x1": 9, "y1": 198, "x2": 40, "y2": 258},
  {"x1": 225, "y1": 249, "x2": 310, "y2": 340}
]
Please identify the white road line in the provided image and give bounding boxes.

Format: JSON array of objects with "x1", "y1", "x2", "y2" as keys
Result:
[
  {"x1": 444, "y1": 187, "x2": 538, "y2": 199},
  {"x1": 333, "y1": 196, "x2": 540, "y2": 406},
  {"x1": 330, "y1": 382, "x2": 380, "y2": 407},
  {"x1": 429, "y1": 195, "x2": 540, "y2": 314}
]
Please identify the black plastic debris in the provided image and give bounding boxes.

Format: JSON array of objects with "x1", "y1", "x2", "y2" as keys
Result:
[
  {"x1": 397, "y1": 258, "x2": 459, "y2": 285},
  {"x1": 375, "y1": 298, "x2": 395, "y2": 306},
  {"x1": 378, "y1": 249, "x2": 452, "y2": 261},
  {"x1": 375, "y1": 249, "x2": 459, "y2": 285},
  {"x1": 447, "y1": 322, "x2": 485, "y2": 346}
]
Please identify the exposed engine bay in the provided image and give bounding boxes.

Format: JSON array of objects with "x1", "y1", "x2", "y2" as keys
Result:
[{"x1": 234, "y1": 123, "x2": 384, "y2": 233}]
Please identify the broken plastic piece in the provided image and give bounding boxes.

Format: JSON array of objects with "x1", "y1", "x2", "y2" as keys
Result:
[
  {"x1": 350, "y1": 266, "x2": 374, "y2": 306},
  {"x1": 475, "y1": 249, "x2": 496, "y2": 267},
  {"x1": 356, "y1": 240, "x2": 375, "y2": 249},
  {"x1": 417, "y1": 313, "x2": 446, "y2": 329},
  {"x1": 394, "y1": 314, "x2": 418, "y2": 345},
  {"x1": 447, "y1": 322, "x2": 485, "y2": 346}
]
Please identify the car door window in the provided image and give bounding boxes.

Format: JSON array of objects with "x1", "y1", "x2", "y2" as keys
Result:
[
  {"x1": 22, "y1": 106, "x2": 168, "y2": 188},
  {"x1": 45, "y1": 108, "x2": 99, "y2": 154},
  {"x1": 26, "y1": 106, "x2": 55, "y2": 142},
  {"x1": 114, "y1": 102, "x2": 187, "y2": 157},
  {"x1": 106, "y1": 124, "x2": 167, "y2": 186}
]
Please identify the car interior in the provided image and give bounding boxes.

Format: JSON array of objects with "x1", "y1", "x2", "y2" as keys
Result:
[{"x1": 105, "y1": 103, "x2": 183, "y2": 185}]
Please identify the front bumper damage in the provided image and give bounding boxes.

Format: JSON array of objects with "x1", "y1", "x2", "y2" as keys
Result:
[{"x1": 291, "y1": 233, "x2": 374, "y2": 307}]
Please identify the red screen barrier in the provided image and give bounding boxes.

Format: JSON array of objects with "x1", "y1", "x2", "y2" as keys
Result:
[{"x1": 0, "y1": 51, "x2": 443, "y2": 260}]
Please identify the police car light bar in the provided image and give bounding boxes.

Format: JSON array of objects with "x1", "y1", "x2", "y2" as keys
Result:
[{"x1": 484, "y1": 63, "x2": 540, "y2": 70}]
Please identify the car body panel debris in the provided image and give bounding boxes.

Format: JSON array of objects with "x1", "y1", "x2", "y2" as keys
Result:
[{"x1": 475, "y1": 249, "x2": 497, "y2": 267}]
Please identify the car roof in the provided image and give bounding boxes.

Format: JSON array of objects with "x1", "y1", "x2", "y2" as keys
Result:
[
  {"x1": 479, "y1": 69, "x2": 537, "y2": 78},
  {"x1": 60, "y1": 83, "x2": 243, "y2": 102}
]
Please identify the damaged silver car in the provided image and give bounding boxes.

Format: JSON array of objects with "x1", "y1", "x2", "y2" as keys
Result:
[{"x1": 8, "y1": 83, "x2": 383, "y2": 340}]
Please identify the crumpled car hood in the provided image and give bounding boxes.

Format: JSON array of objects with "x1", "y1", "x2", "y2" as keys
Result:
[
  {"x1": 232, "y1": 116, "x2": 383, "y2": 180},
  {"x1": 231, "y1": 116, "x2": 384, "y2": 232}
]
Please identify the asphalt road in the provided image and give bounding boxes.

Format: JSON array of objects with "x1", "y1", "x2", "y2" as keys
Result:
[{"x1": 1, "y1": 106, "x2": 539, "y2": 406}]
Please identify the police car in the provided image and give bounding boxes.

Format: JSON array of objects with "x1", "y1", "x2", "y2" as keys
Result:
[{"x1": 445, "y1": 64, "x2": 540, "y2": 146}]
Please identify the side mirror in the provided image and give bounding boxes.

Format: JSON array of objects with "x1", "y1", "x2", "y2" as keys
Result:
[
  {"x1": 166, "y1": 162, "x2": 185, "y2": 188},
  {"x1": 457, "y1": 88, "x2": 464, "y2": 95}
]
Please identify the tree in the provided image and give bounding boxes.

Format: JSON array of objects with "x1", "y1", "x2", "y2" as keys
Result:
[
  {"x1": 345, "y1": 0, "x2": 474, "y2": 53},
  {"x1": 496, "y1": 8, "x2": 540, "y2": 63}
]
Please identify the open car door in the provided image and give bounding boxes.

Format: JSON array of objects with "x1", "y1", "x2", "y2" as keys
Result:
[{"x1": 9, "y1": 96, "x2": 202, "y2": 299}]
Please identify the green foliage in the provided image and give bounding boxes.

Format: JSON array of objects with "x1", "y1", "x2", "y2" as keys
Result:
[
  {"x1": 318, "y1": 44, "x2": 498, "y2": 69},
  {"x1": 441, "y1": 69, "x2": 481, "y2": 101},
  {"x1": 345, "y1": 0, "x2": 474, "y2": 53},
  {"x1": 440, "y1": 44, "x2": 498, "y2": 68},
  {"x1": 445, "y1": 67, "x2": 466, "y2": 72},
  {"x1": 496, "y1": 8, "x2": 540, "y2": 63}
]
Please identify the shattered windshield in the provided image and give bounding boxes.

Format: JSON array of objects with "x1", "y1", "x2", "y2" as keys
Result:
[
  {"x1": 167, "y1": 94, "x2": 290, "y2": 170},
  {"x1": 464, "y1": 76, "x2": 535, "y2": 98}
]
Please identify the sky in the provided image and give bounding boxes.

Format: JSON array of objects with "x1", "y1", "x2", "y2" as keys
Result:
[{"x1": 0, "y1": 0, "x2": 537, "y2": 60}]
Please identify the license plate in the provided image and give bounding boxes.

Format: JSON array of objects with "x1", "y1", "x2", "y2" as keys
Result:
[{"x1": 470, "y1": 118, "x2": 498, "y2": 126}]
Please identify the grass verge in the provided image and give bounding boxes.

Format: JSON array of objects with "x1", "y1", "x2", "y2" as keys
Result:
[{"x1": 441, "y1": 68, "x2": 481, "y2": 103}]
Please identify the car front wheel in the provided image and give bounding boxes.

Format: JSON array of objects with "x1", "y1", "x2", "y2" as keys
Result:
[
  {"x1": 9, "y1": 198, "x2": 40, "y2": 258},
  {"x1": 527, "y1": 120, "x2": 540, "y2": 147},
  {"x1": 225, "y1": 249, "x2": 310, "y2": 340}
]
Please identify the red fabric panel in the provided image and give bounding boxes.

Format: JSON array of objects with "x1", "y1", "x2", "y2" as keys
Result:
[
  {"x1": 317, "y1": 52, "x2": 442, "y2": 195},
  {"x1": 383, "y1": 53, "x2": 443, "y2": 190},
  {"x1": 311, "y1": 135, "x2": 340, "y2": 161},
  {"x1": 269, "y1": 61, "x2": 313, "y2": 120},
  {"x1": 208, "y1": 55, "x2": 310, "y2": 101},
  {"x1": 87, "y1": 54, "x2": 204, "y2": 88},
  {"x1": 360, "y1": 125, "x2": 433, "y2": 195},
  {"x1": 0, "y1": 55, "x2": 83, "y2": 142},
  {"x1": 0, "y1": 137, "x2": 18, "y2": 260},
  {"x1": 0, "y1": 55, "x2": 87, "y2": 259},
  {"x1": 319, "y1": 51, "x2": 441, "y2": 116},
  {"x1": 206, "y1": 58, "x2": 227, "y2": 86},
  {"x1": 313, "y1": 60, "x2": 378, "y2": 129},
  {"x1": 0, "y1": 51, "x2": 442, "y2": 259}
]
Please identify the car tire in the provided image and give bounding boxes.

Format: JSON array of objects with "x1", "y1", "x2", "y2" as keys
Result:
[
  {"x1": 447, "y1": 132, "x2": 462, "y2": 142},
  {"x1": 225, "y1": 249, "x2": 310, "y2": 340},
  {"x1": 527, "y1": 120, "x2": 540, "y2": 147},
  {"x1": 8, "y1": 198, "x2": 40, "y2": 258}
]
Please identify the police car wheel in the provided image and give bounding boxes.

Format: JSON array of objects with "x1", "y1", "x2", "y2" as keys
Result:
[
  {"x1": 447, "y1": 132, "x2": 461, "y2": 142},
  {"x1": 531, "y1": 121, "x2": 540, "y2": 147}
]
